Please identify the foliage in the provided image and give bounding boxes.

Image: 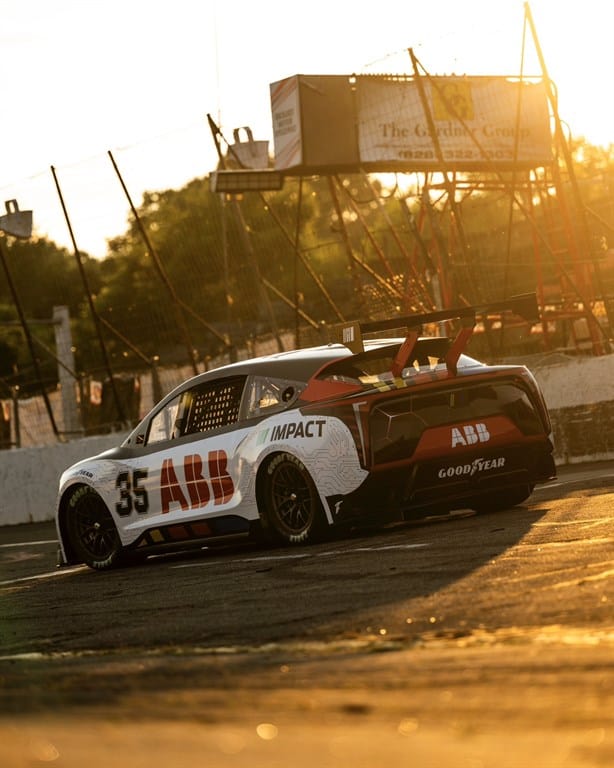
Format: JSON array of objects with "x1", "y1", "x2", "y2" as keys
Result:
[
  {"x1": 1, "y1": 138, "x2": 613, "y2": 393},
  {"x1": 0, "y1": 236, "x2": 105, "y2": 390}
]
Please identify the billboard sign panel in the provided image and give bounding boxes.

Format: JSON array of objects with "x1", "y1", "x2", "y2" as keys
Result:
[
  {"x1": 269, "y1": 74, "x2": 553, "y2": 174},
  {"x1": 270, "y1": 76, "x2": 304, "y2": 170},
  {"x1": 357, "y1": 76, "x2": 553, "y2": 169},
  {"x1": 270, "y1": 75, "x2": 360, "y2": 172}
]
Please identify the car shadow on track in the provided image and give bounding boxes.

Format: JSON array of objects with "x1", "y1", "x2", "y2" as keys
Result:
[{"x1": 0, "y1": 502, "x2": 552, "y2": 717}]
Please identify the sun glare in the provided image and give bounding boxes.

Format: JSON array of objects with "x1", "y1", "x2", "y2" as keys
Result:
[{"x1": 0, "y1": 0, "x2": 611, "y2": 257}]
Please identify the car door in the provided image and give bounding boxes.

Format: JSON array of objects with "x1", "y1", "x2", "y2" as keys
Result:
[{"x1": 119, "y1": 376, "x2": 251, "y2": 535}]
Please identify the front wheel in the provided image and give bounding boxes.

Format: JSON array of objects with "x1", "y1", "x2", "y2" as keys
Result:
[
  {"x1": 65, "y1": 485, "x2": 124, "y2": 570},
  {"x1": 259, "y1": 453, "x2": 327, "y2": 545}
]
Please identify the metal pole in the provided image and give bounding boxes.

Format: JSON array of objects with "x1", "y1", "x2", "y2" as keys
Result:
[
  {"x1": 230, "y1": 198, "x2": 285, "y2": 352},
  {"x1": 0, "y1": 238, "x2": 60, "y2": 439},
  {"x1": 53, "y1": 305, "x2": 82, "y2": 435},
  {"x1": 12, "y1": 386, "x2": 20, "y2": 448},
  {"x1": 328, "y1": 177, "x2": 366, "y2": 317},
  {"x1": 206, "y1": 114, "x2": 346, "y2": 324},
  {"x1": 107, "y1": 150, "x2": 231, "y2": 374},
  {"x1": 408, "y1": 49, "x2": 472, "y2": 302},
  {"x1": 108, "y1": 150, "x2": 205, "y2": 374},
  {"x1": 363, "y1": 173, "x2": 434, "y2": 311},
  {"x1": 50, "y1": 165, "x2": 127, "y2": 424},
  {"x1": 259, "y1": 189, "x2": 346, "y2": 322},
  {"x1": 293, "y1": 178, "x2": 303, "y2": 347},
  {"x1": 524, "y1": 1, "x2": 612, "y2": 351}
]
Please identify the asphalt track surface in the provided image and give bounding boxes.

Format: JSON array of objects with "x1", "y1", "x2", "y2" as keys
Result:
[{"x1": 0, "y1": 462, "x2": 613, "y2": 767}]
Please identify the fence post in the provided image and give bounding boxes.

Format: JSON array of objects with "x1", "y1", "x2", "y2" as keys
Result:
[
  {"x1": 53, "y1": 306, "x2": 82, "y2": 436},
  {"x1": 12, "y1": 386, "x2": 20, "y2": 449}
]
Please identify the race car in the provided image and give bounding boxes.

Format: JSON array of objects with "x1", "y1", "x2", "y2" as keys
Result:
[{"x1": 56, "y1": 294, "x2": 556, "y2": 570}]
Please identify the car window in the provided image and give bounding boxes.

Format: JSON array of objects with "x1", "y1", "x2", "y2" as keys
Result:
[
  {"x1": 145, "y1": 376, "x2": 246, "y2": 445},
  {"x1": 147, "y1": 394, "x2": 181, "y2": 444},
  {"x1": 319, "y1": 341, "x2": 483, "y2": 387},
  {"x1": 243, "y1": 375, "x2": 304, "y2": 418}
]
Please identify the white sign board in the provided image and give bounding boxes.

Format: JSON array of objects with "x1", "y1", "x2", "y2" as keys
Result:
[{"x1": 357, "y1": 77, "x2": 552, "y2": 168}]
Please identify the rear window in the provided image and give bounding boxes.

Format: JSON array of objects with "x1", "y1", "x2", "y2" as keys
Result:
[{"x1": 317, "y1": 338, "x2": 481, "y2": 387}]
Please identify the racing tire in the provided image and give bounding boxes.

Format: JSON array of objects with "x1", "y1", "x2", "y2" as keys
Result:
[
  {"x1": 65, "y1": 485, "x2": 124, "y2": 570},
  {"x1": 470, "y1": 484, "x2": 534, "y2": 514},
  {"x1": 260, "y1": 453, "x2": 327, "y2": 545}
]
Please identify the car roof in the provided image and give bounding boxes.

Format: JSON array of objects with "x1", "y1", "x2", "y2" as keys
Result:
[
  {"x1": 122, "y1": 335, "x2": 481, "y2": 446},
  {"x1": 194, "y1": 342, "x2": 359, "y2": 384},
  {"x1": 161, "y1": 336, "x2": 431, "y2": 401}
]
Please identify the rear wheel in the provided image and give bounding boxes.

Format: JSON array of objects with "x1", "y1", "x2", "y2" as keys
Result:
[
  {"x1": 259, "y1": 453, "x2": 327, "y2": 545},
  {"x1": 65, "y1": 485, "x2": 124, "y2": 570}
]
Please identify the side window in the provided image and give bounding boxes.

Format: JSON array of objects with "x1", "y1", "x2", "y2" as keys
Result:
[
  {"x1": 145, "y1": 377, "x2": 246, "y2": 445},
  {"x1": 175, "y1": 377, "x2": 246, "y2": 438},
  {"x1": 147, "y1": 394, "x2": 181, "y2": 445},
  {"x1": 244, "y1": 376, "x2": 304, "y2": 418}
]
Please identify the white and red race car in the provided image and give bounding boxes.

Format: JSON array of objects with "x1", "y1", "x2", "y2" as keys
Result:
[{"x1": 56, "y1": 295, "x2": 556, "y2": 570}]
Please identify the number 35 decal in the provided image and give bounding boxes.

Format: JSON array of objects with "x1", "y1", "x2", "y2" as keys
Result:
[{"x1": 116, "y1": 469, "x2": 149, "y2": 516}]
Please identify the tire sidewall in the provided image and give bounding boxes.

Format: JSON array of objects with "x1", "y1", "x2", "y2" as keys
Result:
[
  {"x1": 261, "y1": 452, "x2": 325, "y2": 545},
  {"x1": 66, "y1": 484, "x2": 123, "y2": 570}
]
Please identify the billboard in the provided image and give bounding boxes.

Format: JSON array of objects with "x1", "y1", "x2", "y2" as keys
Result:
[
  {"x1": 270, "y1": 75, "x2": 552, "y2": 174},
  {"x1": 357, "y1": 76, "x2": 552, "y2": 170},
  {"x1": 270, "y1": 75, "x2": 359, "y2": 173}
]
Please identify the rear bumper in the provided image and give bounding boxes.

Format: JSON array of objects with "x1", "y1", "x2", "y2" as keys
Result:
[{"x1": 325, "y1": 441, "x2": 556, "y2": 522}]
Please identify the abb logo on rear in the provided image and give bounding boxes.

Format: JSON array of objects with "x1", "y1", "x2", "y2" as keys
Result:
[{"x1": 451, "y1": 423, "x2": 490, "y2": 448}]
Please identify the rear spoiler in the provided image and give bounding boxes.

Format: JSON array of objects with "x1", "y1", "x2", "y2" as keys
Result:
[{"x1": 339, "y1": 293, "x2": 539, "y2": 377}]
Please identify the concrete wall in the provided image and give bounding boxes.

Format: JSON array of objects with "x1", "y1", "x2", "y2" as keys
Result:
[
  {"x1": 531, "y1": 354, "x2": 614, "y2": 465},
  {"x1": 1, "y1": 353, "x2": 613, "y2": 527},
  {"x1": 0, "y1": 433, "x2": 126, "y2": 527}
]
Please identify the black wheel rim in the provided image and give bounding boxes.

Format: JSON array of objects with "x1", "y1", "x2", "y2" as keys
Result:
[
  {"x1": 270, "y1": 462, "x2": 314, "y2": 535},
  {"x1": 74, "y1": 494, "x2": 118, "y2": 560}
]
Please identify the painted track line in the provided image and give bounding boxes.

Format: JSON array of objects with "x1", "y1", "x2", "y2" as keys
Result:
[{"x1": 171, "y1": 541, "x2": 431, "y2": 569}]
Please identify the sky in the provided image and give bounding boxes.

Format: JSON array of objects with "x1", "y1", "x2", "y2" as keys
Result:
[{"x1": 0, "y1": 0, "x2": 612, "y2": 258}]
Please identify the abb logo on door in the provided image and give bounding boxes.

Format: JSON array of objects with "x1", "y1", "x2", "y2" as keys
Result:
[{"x1": 451, "y1": 423, "x2": 490, "y2": 448}]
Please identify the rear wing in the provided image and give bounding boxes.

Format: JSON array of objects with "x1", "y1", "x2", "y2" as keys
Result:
[{"x1": 339, "y1": 293, "x2": 539, "y2": 377}]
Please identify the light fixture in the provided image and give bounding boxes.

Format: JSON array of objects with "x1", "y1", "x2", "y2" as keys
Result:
[
  {"x1": 0, "y1": 200, "x2": 32, "y2": 239},
  {"x1": 210, "y1": 170, "x2": 284, "y2": 193}
]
